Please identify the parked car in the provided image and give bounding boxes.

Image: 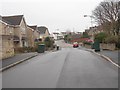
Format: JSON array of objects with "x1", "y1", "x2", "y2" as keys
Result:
[{"x1": 73, "y1": 42, "x2": 79, "y2": 48}]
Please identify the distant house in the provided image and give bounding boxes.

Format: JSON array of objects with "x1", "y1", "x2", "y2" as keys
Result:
[
  {"x1": 28, "y1": 25, "x2": 40, "y2": 43},
  {"x1": 52, "y1": 32, "x2": 64, "y2": 40},
  {"x1": 2, "y1": 15, "x2": 28, "y2": 48},
  {"x1": 38, "y1": 26, "x2": 50, "y2": 41},
  {"x1": 52, "y1": 32, "x2": 59, "y2": 40},
  {"x1": 61, "y1": 32, "x2": 67, "y2": 36},
  {"x1": 86, "y1": 26, "x2": 103, "y2": 40},
  {"x1": 71, "y1": 34, "x2": 82, "y2": 43},
  {"x1": 0, "y1": 16, "x2": 14, "y2": 59}
]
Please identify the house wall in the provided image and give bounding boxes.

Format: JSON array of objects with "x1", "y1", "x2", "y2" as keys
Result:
[
  {"x1": 20, "y1": 18, "x2": 28, "y2": 47},
  {"x1": 45, "y1": 29, "x2": 50, "y2": 37},
  {"x1": 13, "y1": 27, "x2": 21, "y2": 48},
  {"x1": 0, "y1": 21, "x2": 2, "y2": 60},
  {"x1": 34, "y1": 30, "x2": 39, "y2": 40},
  {"x1": 14, "y1": 18, "x2": 28, "y2": 48},
  {"x1": 40, "y1": 29, "x2": 50, "y2": 41},
  {"x1": 27, "y1": 27, "x2": 34, "y2": 47},
  {"x1": 0, "y1": 21, "x2": 14, "y2": 60}
]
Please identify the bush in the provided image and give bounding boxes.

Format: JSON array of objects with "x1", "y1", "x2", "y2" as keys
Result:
[
  {"x1": 103, "y1": 35, "x2": 120, "y2": 49},
  {"x1": 104, "y1": 35, "x2": 118, "y2": 44},
  {"x1": 14, "y1": 47, "x2": 37, "y2": 53},
  {"x1": 94, "y1": 32, "x2": 107, "y2": 43},
  {"x1": 116, "y1": 35, "x2": 120, "y2": 48},
  {"x1": 44, "y1": 37, "x2": 54, "y2": 50}
]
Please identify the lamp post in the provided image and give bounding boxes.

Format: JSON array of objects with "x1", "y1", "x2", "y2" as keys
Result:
[
  {"x1": 84, "y1": 15, "x2": 94, "y2": 27},
  {"x1": 84, "y1": 15, "x2": 95, "y2": 41}
]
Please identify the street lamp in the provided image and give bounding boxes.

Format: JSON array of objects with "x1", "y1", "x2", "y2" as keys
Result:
[
  {"x1": 84, "y1": 15, "x2": 94, "y2": 27},
  {"x1": 84, "y1": 15, "x2": 95, "y2": 40}
]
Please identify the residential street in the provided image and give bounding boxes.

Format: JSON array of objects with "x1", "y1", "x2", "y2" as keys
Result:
[{"x1": 1, "y1": 40, "x2": 118, "y2": 88}]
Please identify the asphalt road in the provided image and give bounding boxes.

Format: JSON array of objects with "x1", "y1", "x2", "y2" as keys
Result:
[{"x1": 1, "y1": 40, "x2": 118, "y2": 88}]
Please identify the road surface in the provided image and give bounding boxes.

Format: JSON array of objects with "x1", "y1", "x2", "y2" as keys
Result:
[{"x1": 1, "y1": 40, "x2": 118, "y2": 88}]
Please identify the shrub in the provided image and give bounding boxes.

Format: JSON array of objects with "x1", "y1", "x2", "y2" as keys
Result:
[
  {"x1": 14, "y1": 47, "x2": 37, "y2": 53},
  {"x1": 44, "y1": 37, "x2": 54, "y2": 50},
  {"x1": 104, "y1": 35, "x2": 118, "y2": 44},
  {"x1": 116, "y1": 35, "x2": 120, "y2": 48},
  {"x1": 94, "y1": 32, "x2": 107, "y2": 43},
  {"x1": 103, "y1": 35, "x2": 120, "y2": 49}
]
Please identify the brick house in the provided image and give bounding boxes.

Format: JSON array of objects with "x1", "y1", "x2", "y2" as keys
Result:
[{"x1": 0, "y1": 16, "x2": 14, "y2": 59}]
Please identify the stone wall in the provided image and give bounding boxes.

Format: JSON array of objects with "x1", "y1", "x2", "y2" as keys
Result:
[
  {"x1": 1, "y1": 37, "x2": 14, "y2": 59},
  {"x1": 84, "y1": 44, "x2": 91, "y2": 49},
  {"x1": 0, "y1": 21, "x2": 15, "y2": 60},
  {"x1": 100, "y1": 43, "x2": 116, "y2": 51},
  {"x1": 27, "y1": 27, "x2": 34, "y2": 47}
]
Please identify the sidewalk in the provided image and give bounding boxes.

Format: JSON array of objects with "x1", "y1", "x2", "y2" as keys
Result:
[
  {"x1": 97, "y1": 50, "x2": 119, "y2": 64},
  {"x1": 0, "y1": 52, "x2": 38, "y2": 71},
  {"x1": 79, "y1": 46, "x2": 119, "y2": 68}
]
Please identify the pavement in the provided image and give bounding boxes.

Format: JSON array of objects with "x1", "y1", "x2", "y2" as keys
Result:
[
  {"x1": 78, "y1": 46, "x2": 120, "y2": 68},
  {"x1": 98, "y1": 50, "x2": 119, "y2": 64},
  {"x1": 0, "y1": 52, "x2": 38, "y2": 72},
  {"x1": 0, "y1": 48, "x2": 58, "y2": 72}
]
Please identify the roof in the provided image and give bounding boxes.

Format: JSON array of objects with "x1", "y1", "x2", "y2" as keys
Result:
[
  {"x1": 0, "y1": 15, "x2": 2, "y2": 21},
  {"x1": 72, "y1": 34, "x2": 81, "y2": 39},
  {"x1": 0, "y1": 15, "x2": 11, "y2": 24},
  {"x1": 38, "y1": 26, "x2": 49, "y2": 34},
  {"x1": 53, "y1": 32, "x2": 59, "y2": 34},
  {"x1": 2, "y1": 15, "x2": 23, "y2": 25},
  {"x1": 28, "y1": 25, "x2": 37, "y2": 30}
]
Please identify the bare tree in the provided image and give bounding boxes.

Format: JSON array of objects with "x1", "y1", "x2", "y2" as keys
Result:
[{"x1": 92, "y1": 0, "x2": 120, "y2": 35}]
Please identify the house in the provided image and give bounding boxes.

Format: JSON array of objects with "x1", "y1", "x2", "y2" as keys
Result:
[
  {"x1": 86, "y1": 26, "x2": 103, "y2": 40},
  {"x1": 61, "y1": 32, "x2": 67, "y2": 36},
  {"x1": 52, "y1": 32, "x2": 64, "y2": 40},
  {"x1": 71, "y1": 34, "x2": 82, "y2": 43},
  {"x1": 38, "y1": 26, "x2": 50, "y2": 41},
  {"x1": 52, "y1": 32, "x2": 59, "y2": 40},
  {"x1": 27, "y1": 26, "x2": 35, "y2": 47},
  {"x1": 49, "y1": 34, "x2": 54, "y2": 41},
  {"x1": 0, "y1": 16, "x2": 14, "y2": 59},
  {"x1": 2, "y1": 15, "x2": 28, "y2": 48},
  {"x1": 29, "y1": 25, "x2": 40, "y2": 42}
]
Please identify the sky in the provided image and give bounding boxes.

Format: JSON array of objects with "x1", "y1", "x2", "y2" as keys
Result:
[{"x1": 0, "y1": 0, "x2": 103, "y2": 33}]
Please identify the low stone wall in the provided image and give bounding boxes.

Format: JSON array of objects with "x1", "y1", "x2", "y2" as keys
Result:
[
  {"x1": 100, "y1": 43, "x2": 115, "y2": 51},
  {"x1": 0, "y1": 38, "x2": 15, "y2": 60},
  {"x1": 1, "y1": 48, "x2": 14, "y2": 60},
  {"x1": 84, "y1": 44, "x2": 91, "y2": 49}
]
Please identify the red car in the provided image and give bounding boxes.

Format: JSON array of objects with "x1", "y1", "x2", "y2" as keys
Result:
[{"x1": 73, "y1": 42, "x2": 79, "y2": 48}]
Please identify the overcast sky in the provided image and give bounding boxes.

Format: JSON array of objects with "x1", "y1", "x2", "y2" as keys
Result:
[{"x1": 0, "y1": 0, "x2": 103, "y2": 33}]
